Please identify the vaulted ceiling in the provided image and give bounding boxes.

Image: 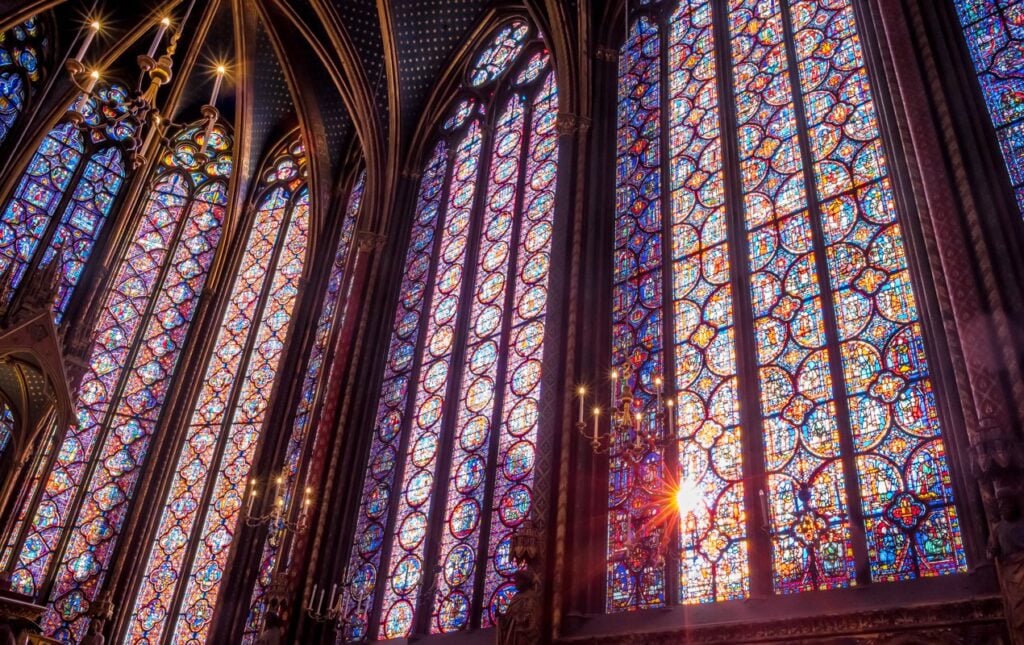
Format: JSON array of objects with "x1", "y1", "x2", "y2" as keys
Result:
[{"x1": 2, "y1": 0, "x2": 498, "y2": 228}]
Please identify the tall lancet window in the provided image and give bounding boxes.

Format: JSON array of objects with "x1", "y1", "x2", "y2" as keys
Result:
[
  {"x1": 0, "y1": 16, "x2": 49, "y2": 144},
  {"x1": 955, "y1": 0, "x2": 1024, "y2": 213},
  {"x1": 128, "y1": 136, "x2": 311, "y2": 644},
  {"x1": 243, "y1": 168, "x2": 367, "y2": 641},
  {"x1": 608, "y1": 0, "x2": 966, "y2": 612},
  {"x1": 343, "y1": 19, "x2": 560, "y2": 640},
  {"x1": 0, "y1": 122, "x2": 231, "y2": 641},
  {"x1": 0, "y1": 82, "x2": 133, "y2": 320}
]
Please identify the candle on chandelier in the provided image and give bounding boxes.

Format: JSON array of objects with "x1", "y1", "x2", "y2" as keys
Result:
[
  {"x1": 74, "y1": 20, "x2": 100, "y2": 61},
  {"x1": 210, "y1": 64, "x2": 226, "y2": 105},
  {"x1": 592, "y1": 406, "x2": 601, "y2": 441},
  {"x1": 610, "y1": 369, "x2": 618, "y2": 407},
  {"x1": 246, "y1": 480, "x2": 257, "y2": 515},
  {"x1": 76, "y1": 69, "x2": 100, "y2": 113},
  {"x1": 329, "y1": 583, "x2": 337, "y2": 613},
  {"x1": 577, "y1": 386, "x2": 586, "y2": 424},
  {"x1": 654, "y1": 376, "x2": 663, "y2": 408},
  {"x1": 147, "y1": 16, "x2": 171, "y2": 58}
]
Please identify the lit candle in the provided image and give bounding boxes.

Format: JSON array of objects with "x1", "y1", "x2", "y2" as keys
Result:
[
  {"x1": 610, "y1": 369, "x2": 618, "y2": 408},
  {"x1": 147, "y1": 17, "x2": 171, "y2": 58},
  {"x1": 246, "y1": 479, "x2": 257, "y2": 515},
  {"x1": 634, "y1": 411, "x2": 642, "y2": 432},
  {"x1": 577, "y1": 386, "x2": 585, "y2": 424},
  {"x1": 654, "y1": 376, "x2": 663, "y2": 409},
  {"x1": 592, "y1": 406, "x2": 601, "y2": 442},
  {"x1": 75, "y1": 21, "x2": 100, "y2": 61},
  {"x1": 209, "y1": 65, "x2": 226, "y2": 105},
  {"x1": 76, "y1": 69, "x2": 100, "y2": 113}
]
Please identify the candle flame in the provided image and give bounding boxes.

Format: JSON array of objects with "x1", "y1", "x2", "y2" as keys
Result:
[
  {"x1": 89, "y1": 69, "x2": 100, "y2": 79},
  {"x1": 161, "y1": 16, "x2": 171, "y2": 26},
  {"x1": 592, "y1": 406, "x2": 601, "y2": 416},
  {"x1": 216, "y1": 64, "x2": 227, "y2": 75},
  {"x1": 577, "y1": 385, "x2": 586, "y2": 396},
  {"x1": 675, "y1": 479, "x2": 703, "y2": 518},
  {"x1": 90, "y1": 20, "x2": 101, "y2": 31}
]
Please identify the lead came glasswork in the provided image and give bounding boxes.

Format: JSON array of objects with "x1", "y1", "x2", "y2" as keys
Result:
[
  {"x1": 244, "y1": 168, "x2": 366, "y2": 642},
  {"x1": 432, "y1": 97, "x2": 523, "y2": 634},
  {"x1": 5, "y1": 123, "x2": 231, "y2": 641},
  {"x1": 610, "y1": 15, "x2": 667, "y2": 612},
  {"x1": 341, "y1": 143, "x2": 448, "y2": 642},
  {"x1": 667, "y1": 0, "x2": 747, "y2": 604},
  {"x1": 955, "y1": 0, "x2": 1024, "y2": 212},
  {"x1": 380, "y1": 121, "x2": 482, "y2": 640},
  {"x1": 483, "y1": 69, "x2": 559, "y2": 624},
  {"x1": 788, "y1": 0, "x2": 965, "y2": 581},
  {"x1": 346, "y1": 20, "x2": 559, "y2": 638},
  {"x1": 129, "y1": 140, "x2": 309, "y2": 643},
  {"x1": 610, "y1": 0, "x2": 966, "y2": 607}
]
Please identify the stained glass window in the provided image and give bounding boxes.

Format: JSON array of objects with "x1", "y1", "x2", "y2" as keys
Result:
[
  {"x1": 0, "y1": 15, "x2": 48, "y2": 144},
  {"x1": 608, "y1": 0, "x2": 966, "y2": 611},
  {"x1": 1, "y1": 122, "x2": 231, "y2": 642},
  {"x1": 0, "y1": 399, "x2": 13, "y2": 459},
  {"x1": 242, "y1": 167, "x2": 366, "y2": 642},
  {"x1": 0, "y1": 81, "x2": 132, "y2": 321},
  {"x1": 127, "y1": 136, "x2": 311, "y2": 644},
  {"x1": 342, "y1": 21, "x2": 560, "y2": 641},
  {"x1": 955, "y1": 0, "x2": 1024, "y2": 212}
]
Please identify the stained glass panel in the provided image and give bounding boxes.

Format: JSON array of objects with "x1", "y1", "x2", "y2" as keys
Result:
[
  {"x1": 470, "y1": 20, "x2": 529, "y2": 86},
  {"x1": 342, "y1": 143, "x2": 448, "y2": 642},
  {"x1": 667, "y1": 0, "x2": 747, "y2": 604},
  {"x1": 0, "y1": 400, "x2": 12, "y2": 459},
  {"x1": 433, "y1": 95, "x2": 525, "y2": 634},
  {"x1": 0, "y1": 122, "x2": 83, "y2": 295},
  {"x1": 380, "y1": 121, "x2": 483, "y2": 640},
  {"x1": 0, "y1": 16, "x2": 47, "y2": 144},
  {"x1": 789, "y1": 0, "x2": 966, "y2": 581},
  {"x1": 243, "y1": 169, "x2": 365, "y2": 642},
  {"x1": 5, "y1": 124, "x2": 230, "y2": 641},
  {"x1": 483, "y1": 69, "x2": 559, "y2": 625},
  {"x1": 955, "y1": 0, "x2": 1024, "y2": 211},
  {"x1": 128, "y1": 182, "x2": 300, "y2": 643},
  {"x1": 608, "y1": 0, "x2": 967, "y2": 608},
  {"x1": 609, "y1": 15, "x2": 667, "y2": 612}
]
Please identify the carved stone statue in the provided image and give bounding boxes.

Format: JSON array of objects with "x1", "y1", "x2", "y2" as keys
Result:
[
  {"x1": 497, "y1": 520, "x2": 543, "y2": 645},
  {"x1": 990, "y1": 479, "x2": 1024, "y2": 643},
  {"x1": 497, "y1": 569, "x2": 540, "y2": 645}
]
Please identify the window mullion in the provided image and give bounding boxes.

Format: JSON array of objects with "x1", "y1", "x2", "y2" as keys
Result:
[
  {"x1": 415, "y1": 118, "x2": 495, "y2": 635},
  {"x1": 709, "y1": 0, "x2": 774, "y2": 600},
  {"x1": 775, "y1": 0, "x2": 872, "y2": 585},
  {"x1": 655, "y1": 10, "x2": 682, "y2": 607},
  {"x1": 367, "y1": 149, "x2": 457, "y2": 641},
  {"x1": 158, "y1": 187, "x2": 300, "y2": 644}
]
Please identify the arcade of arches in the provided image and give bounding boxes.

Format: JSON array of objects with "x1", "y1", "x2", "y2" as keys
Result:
[{"x1": 0, "y1": 0, "x2": 1021, "y2": 643}]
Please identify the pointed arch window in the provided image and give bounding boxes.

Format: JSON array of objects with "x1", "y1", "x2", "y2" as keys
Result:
[
  {"x1": 343, "y1": 19, "x2": 560, "y2": 640},
  {"x1": 0, "y1": 15, "x2": 49, "y2": 144},
  {"x1": 608, "y1": 0, "x2": 966, "y2": 612},
  {"x1": 955, "y1": 0, "x2": 1024, "y2": 213},
  {"x1": 0, "y1": 399, "x2": 13, "y2": 459},
  {"x1": 0, "y1": 122, "x2": 231, "y2": 642},
  {"x1": 0, "y1": 82, "x2": 134, "y2": 321},
  {"x1": 128, "y1": 136, "x2": 314, "y2": 644},
  {"x1": 243, "y1": 167, "x2": 367, "y2": 641}
]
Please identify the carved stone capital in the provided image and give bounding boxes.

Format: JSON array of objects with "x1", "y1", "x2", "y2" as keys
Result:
[
  {"x1": 556, "y1": 114, "x2": 592, "y2": 137},
  {"x1": 355, "y1": 230, "x2": 386, "y2": 253},
  {"x1": 595, "y1": 45, "x2": 619, "y2": 63}
]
